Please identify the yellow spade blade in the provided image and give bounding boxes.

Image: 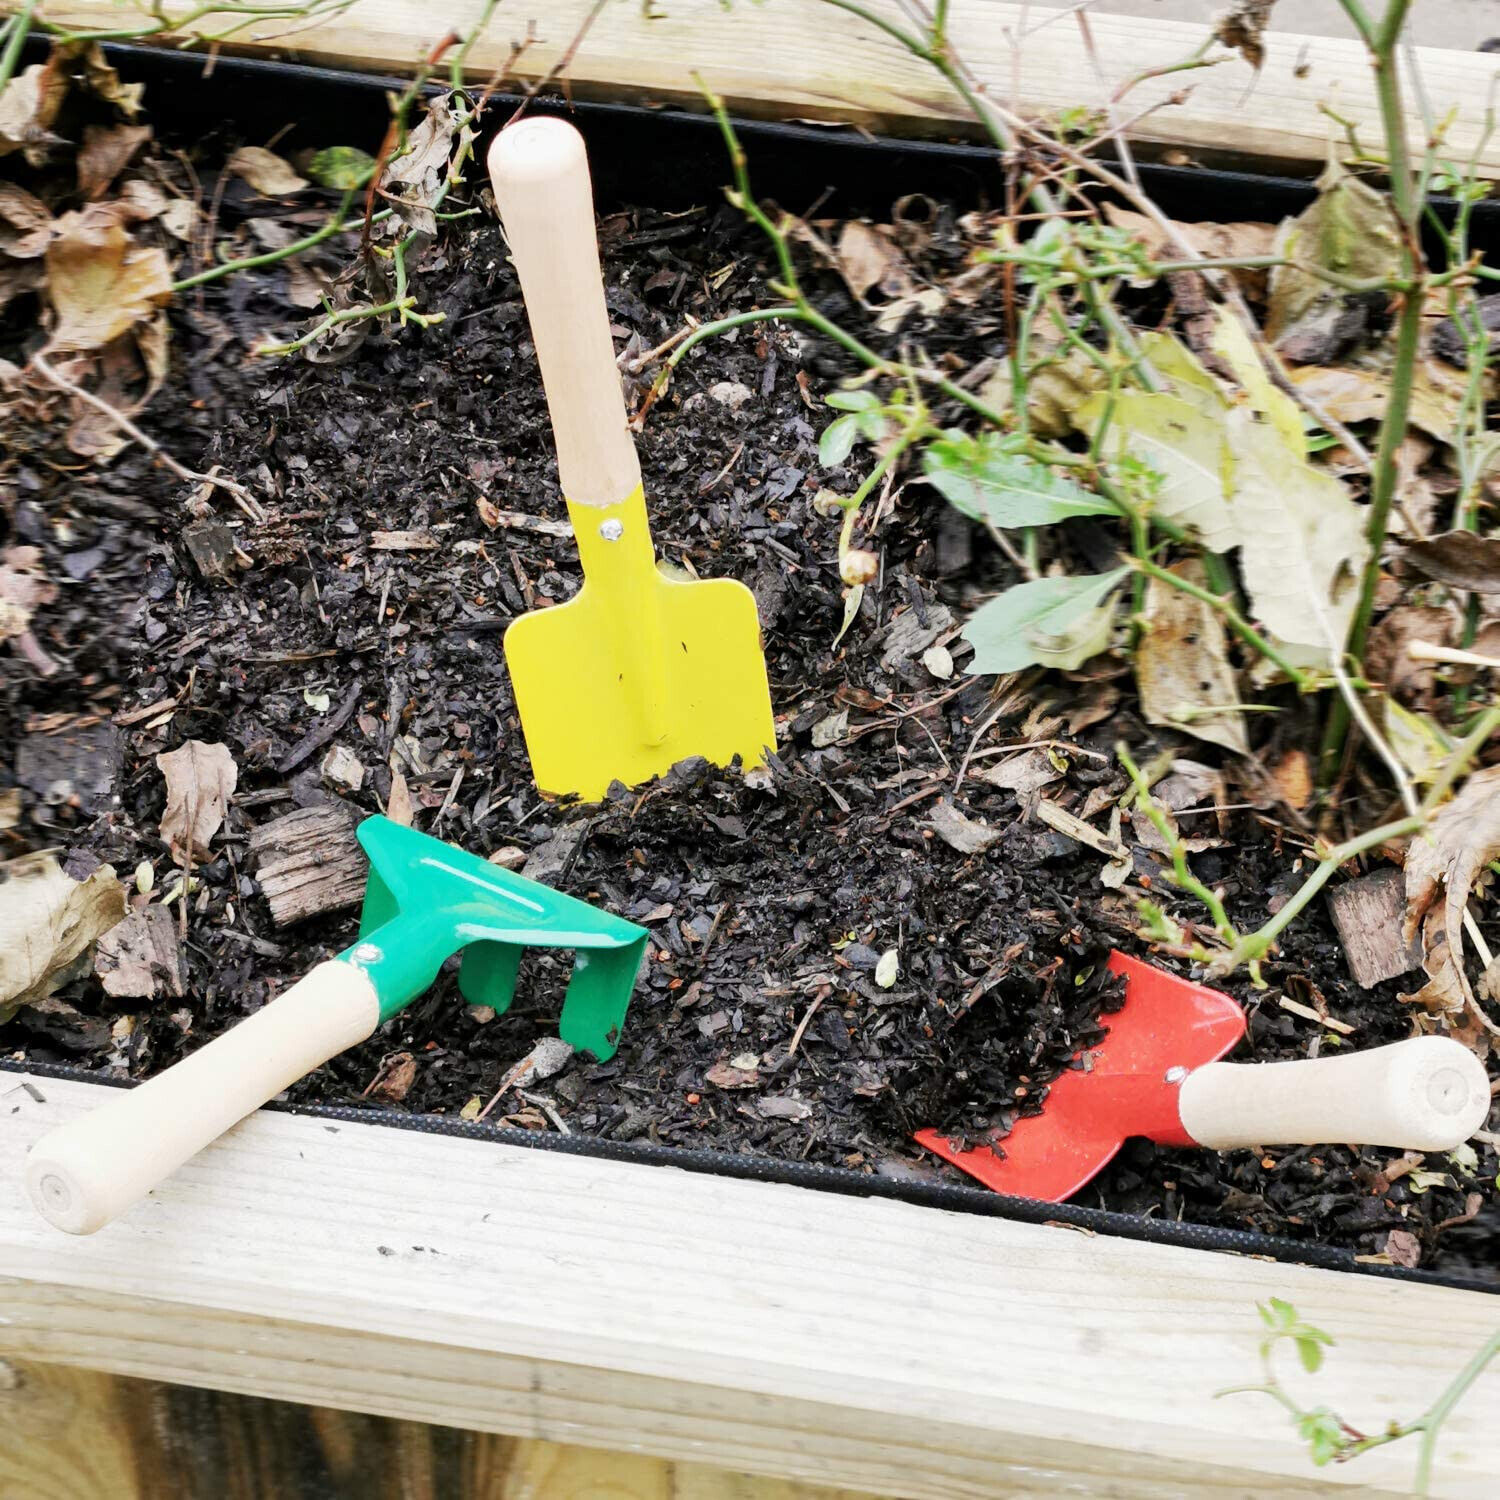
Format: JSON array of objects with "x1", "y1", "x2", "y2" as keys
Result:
[{"x1": 505, "y1": 488, "x2": 776, "y2": 800}]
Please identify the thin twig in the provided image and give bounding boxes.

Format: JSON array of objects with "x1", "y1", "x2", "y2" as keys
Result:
[{"x1": 29, "y1": 353, "x2": 265, "y2": 523}]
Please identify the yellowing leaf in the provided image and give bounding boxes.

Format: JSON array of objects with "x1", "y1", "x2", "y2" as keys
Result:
[
  {"x1": 1135, "y1": 559, "x2": 1249, "y2": 755},
  {"x1": 1138, "y1": 330, "x2": 1225, "y2": 414},
  {"x1": 1209, "y1": 307, "x2": 1305, "y2": 454},
  {"x1": 1267, "y1": 161, "x2": 1402, "y2": 360},
  {"x1": 1384, "y1": 700, "x2": 1451, "y2": 785},
  {"x1": 1080, "y1": 392, "x2": 1238, "y2": 552},
  {"x1": 45, "y1": 206, "x2": 172, "y2": 352},
  {"x1": 1226, "y1": 409, "x2": 1370, "y2": 666}
]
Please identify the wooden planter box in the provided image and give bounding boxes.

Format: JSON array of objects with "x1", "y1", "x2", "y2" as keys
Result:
[
  {"x1": 4, "y1": 1069, "x2": 1500, "y2": 1498},
  {"x1": 7, "y1": 11, "x2": 1500, "y2": 1497}
]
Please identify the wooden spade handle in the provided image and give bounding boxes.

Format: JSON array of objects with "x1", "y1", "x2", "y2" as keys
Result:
[
  {"x1": 24, "y1": 961, "x2": 380, "y2": 1234},
  {"x1": 1178, "y1": 1035, "x2": 1492, "y2": 1152},
  {"x1": 487, "y1": 117, "x2": 641, "y2": 508}
]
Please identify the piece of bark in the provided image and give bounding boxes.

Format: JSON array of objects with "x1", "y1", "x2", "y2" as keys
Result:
[
  {"x1": 183, "y1": 519, "x2": 238, "y2": 581},
  {"x1": 95, "y1": 905, "x2": 185, "y2": 998},
  {"x1": 249, "y1": 805, "x2": 367, "y2": 926},
  {"x1": 1327, "y1": 868, "x2": 1423, "y2": 988}
]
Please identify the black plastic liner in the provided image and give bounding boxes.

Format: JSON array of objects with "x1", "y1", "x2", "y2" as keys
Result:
[{"x1": 9, "y1": 37, "x2": 1499, "y2": 1298}]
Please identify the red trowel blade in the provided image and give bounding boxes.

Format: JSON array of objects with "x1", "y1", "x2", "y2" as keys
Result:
[{"x1": 915, "y1": 952, "x2": 1245, "y2": 1202}]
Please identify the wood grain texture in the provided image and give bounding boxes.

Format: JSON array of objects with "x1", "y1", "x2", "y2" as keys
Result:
[
  {"x1": 35, "y1": 0, "x2": 1500, "y2": 177},
  {"x1": 248, "y1": 805, "x2": 365, "y2": 926},
  {"x1": 2, "y1": 1073, "x2": 1498, "y2": 1498},
  {"x1": 0, "y1": 1358, "x2": 864, "y2": 1500}
]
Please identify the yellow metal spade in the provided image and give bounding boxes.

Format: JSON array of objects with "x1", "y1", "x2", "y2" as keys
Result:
[{"x1": 487, "y1": 119, "x2": 776, "y2": 800}]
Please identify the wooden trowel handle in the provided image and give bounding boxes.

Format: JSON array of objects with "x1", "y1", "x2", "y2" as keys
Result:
[
  {"x1": 24, "y1": 960, "x2": 379, "y2": 1234},
  {"x1": 1178, "y1": 1035, "x2": 1491, "y2": 1153},
  {"x1": 488, "y1": 117, "x2": 641, "y2": 508}
]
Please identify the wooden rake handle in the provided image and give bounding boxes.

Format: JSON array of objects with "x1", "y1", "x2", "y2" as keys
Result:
[
  {"x1": 25, "y1": 961, "x2": 380, "y2": 1234},
  {"x1": 1179, "y1": 1035, "x2": 1492, "y2": 1153},
  {"x1": 488, "y1": 117, "x2": 641, "y2": 508}
]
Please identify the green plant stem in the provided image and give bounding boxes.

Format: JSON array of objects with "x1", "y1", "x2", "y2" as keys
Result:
[
  {"x1": 256, "y1": 296, "x2": 442, "y2": 356},
  {"x1": 0, "y1": 0, "x2": 35, "y2": 98},
  {"x1": 1130, "y1": 556, "x2": 1313, "y2": 689},
  {"x1": 1211, "y1": 815, "x2": 1424, "y2": 976},
  {"x1": 838, "y1": 424, "x2": 921, "y2": 559},
  {"x1": 1319, "y1": 0, "x2": 1425, "y2": 789},
  {"x1": 173, "y1": 198, "x2": 391, "y2": 292},
  {"x1": 1119, "y1": 743, "x2": 1246, "y2": 967},
  {"x1": 1422, "y1": 706, "x2": 1500, "y2": 812}
]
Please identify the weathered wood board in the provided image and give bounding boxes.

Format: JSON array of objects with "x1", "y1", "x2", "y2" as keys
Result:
[
  {"x1": 2, "y1": 1072, "x2": 1498, "y2": 1498},
  {"x1": 0, "y1": 1358, "x2": 865, "y2": 1500},
  {"x1": 31, "y1": 0, "x2": 1500, "y2": 177}
]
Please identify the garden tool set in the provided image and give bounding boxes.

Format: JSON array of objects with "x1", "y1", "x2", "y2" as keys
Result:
[
  {"x1": 22, "y1": 123, "x2": 1493, "y2": 1238},
  {"x1": 487, "y1": 117, "x2": 776, "y2": 801},
  {"x1": 917, "y1": 952, "x2": 1492, "y2": 1202},
  {"x1": 25, "y1": 816, "x2": 649, "y2": 1234}
]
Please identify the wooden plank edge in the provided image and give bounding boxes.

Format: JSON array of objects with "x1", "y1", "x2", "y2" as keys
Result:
[
  {"x1": 2, "y1": 1074, "x2": 1498, "y2": 1497},
  {"x1": 32, "y1": 0, "x2": 1500, "y2": 178}
]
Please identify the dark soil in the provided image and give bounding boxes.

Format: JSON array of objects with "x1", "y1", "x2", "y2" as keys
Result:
[{"x1": 3, "y1": 88, "x2": 1496, "y2": 1283}]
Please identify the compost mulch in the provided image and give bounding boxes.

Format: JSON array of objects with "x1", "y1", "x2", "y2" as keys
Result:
[{"x1": 3, "y1": 108, "x2": 1496, "y2": 1283}]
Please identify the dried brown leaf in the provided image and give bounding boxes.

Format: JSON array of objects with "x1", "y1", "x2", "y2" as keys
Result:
[
  {"x1": 0, "y1": 182, "x2": 54, "y2": 258},
  {"x1": 1102, "y1": 204, "x2": 1276, "y2": 298},
  {"x1": 77, "y1": 122, "x2": 151, "y2": 199},
  {"x1": 1213, "y1": 0, "x2": 1278, "y2": 69},
  {"x1": 0, "y1": 546, "x2": 57, "y2": 644},
  {"x1": 0, "y1": 63, "x2": 68, "y2": 165},
  {"x1": 156, "y1": 740, "x2": 239, "y2": 861},
  {"x1": 1268, "y1": 748, "x2": 1313, "y2": 810},
  {"x1": 70, "y1": 42, "x2": 145, "y2": 119},
  {"x1": 45, "y1": 205, "x2": 172, "y2": 352},
  {"x1": 1365, "y1": 605, "x2": 1452, "y2": 708},
  {"x1": 834, "y1": 220, "x2": 911, "y2": 302},
  {"x1": 369, "y1": 1051, "x2": 417, "y2": 1103},
  {"x1": 1403, "y1": 765, "x2": 1500, "y2": 1026},
  {"x1": 227, "y1": 145, "x2": 308, "y2": 197},
  {"x1": 0, "y1": 854, "x2": 127, "y2": 1019},
  {"x1": 1402, "y1": 531, "x2": 1500, "y2": 594},
  {"x1": 925, "y1": 799, "x2": 1001, "y2": 855},
  {"x1": 1135, "y1": 559, "x2": 1249, "y2": 754},
  {"x1": 66, "y1": 316, "x2": 170, "y2": 461},
  {"x1": 706, "y1": 1058, "x2": 760, "y2": 1089}
]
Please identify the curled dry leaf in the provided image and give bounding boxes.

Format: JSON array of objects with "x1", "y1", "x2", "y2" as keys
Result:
[
  {"x1": 378, "y1": 97, "x2": 457, "y2": 246},
  {"x1": 45, "y1": 204, "x2": 172, "y2": 352},
  {"x1": 1403, "y1": 764, "x2": 1500, "y2": 1028},
  {"x1": 156, "y1": 740, "x2": 239, "y2": 861},
  {"x1": 65, "y1": 315, "x2": 171, "y2": 461},
  {"x1": 0, "y1": 545, "x2": 57, "y2": 645},
  {"x1": 1213, "y1": 0, "x2": 1278, "y2": 69},
  {"x1": 77, "y1": 122, "x2": 152, "y2": 200},
  {"x1": 1365, "y1": 605, "x2": 1452, "y2": 708},
  {"x1": 0, "y1": 63, "x2": 68, "y2": 165},
  {"x1": 0, "y1": 182, "x2": 54, "y2": 258},
  {"x1": 1135, "y1": 558, "x2": 1249, "y2": 754},
  {"x1": 1267, "y1": 161, "x2": 1402, "y2": 362},
  {"x1": 0, "y1": 854, "x2": 127, "y2": 1021},
  {"x1": 1402, "y1": 531, "x2": 1500, "y2": 594},
  {"x1": 227, "y1": 145, "x2": 309, "y2": 197},
  {"x1": 1102, "y1": 204, "x2": 1276, "y2": 299},
  {"x1": 925, "y1": 799, "x2": 1001, "y2": 855}
]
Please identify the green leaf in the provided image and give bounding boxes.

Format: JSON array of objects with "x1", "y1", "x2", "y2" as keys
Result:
[
  {"x1": 923, "y1": 438, "x2": 1116, "y2": 528},
  {"x1": 819, "y1": 414, "x2": 859, "y2": 468},
  {"x1": 1295, "y1": 1335, "x2": 1325, "y2": 1374},
  {"x1": 305, "y1": 146, "x2": 377, "y2": 190},
  {"x1": 1385, "y1": 700, "x2": 1452, "y2": 785},
  {"x1": 962, "y1": 569, "x2": 1128, "y2": 676},
  {"x1": 857, "y1": 409, "x2": 889, "y2": 442},
  {"x1": 826, "y1": 389, "x2": 880, "y2": 413}
]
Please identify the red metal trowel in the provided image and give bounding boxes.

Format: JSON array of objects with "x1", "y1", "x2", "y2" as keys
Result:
[{"x1": 917, "y1": 952, "x2": 1492, "y2": 1202}]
